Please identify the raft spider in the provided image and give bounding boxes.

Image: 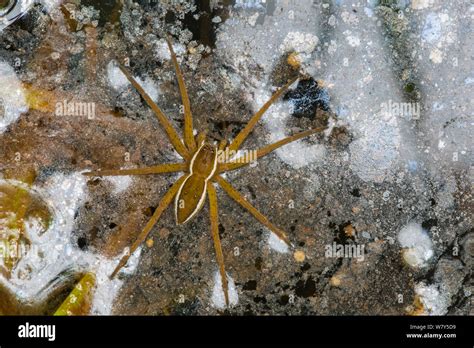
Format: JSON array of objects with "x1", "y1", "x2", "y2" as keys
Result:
[{"x1": 85, "y1": 38, "x2": 325, "y2": 306}]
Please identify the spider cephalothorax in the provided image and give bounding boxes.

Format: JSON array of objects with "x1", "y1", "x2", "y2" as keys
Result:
[{"x1": 85, "y1": 38, "x2": 325, "y2": 306}]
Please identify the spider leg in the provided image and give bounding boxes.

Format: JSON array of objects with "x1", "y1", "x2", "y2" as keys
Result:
[
  {"x1": 110, "y1": 175, "x2": 187, "y2": 278},
  {"x1": 166, "y1": 37, "x2": 196, "y2": 153},
  {"x1": 218, "y1": 139, "x2": 227, "y2": 151},
  {"x1": 195, "y1": 131, "x2": 207, "y2": 146},
  {"x1": 227, "y1": 77, "x2": 298, "y2": 153},
  {"x1": 207, "y1": 183, "x2": 229, "y2": 306},
  {"x1": 84, "y1": 163, "x2": 186, "y2": 177},
  {"x1": 118, "y1": 64, "x2": 190, "y2": 160},
  {"x1": 219, "y1": 127, "x2": 325, "y2": 173},
  {"x1": 214, "y1": 175, "x2": 291, "y2": 246}
]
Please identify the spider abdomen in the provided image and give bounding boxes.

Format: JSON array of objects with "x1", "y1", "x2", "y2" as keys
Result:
[{"x1": 175, "y1": 174, "x2": 207, "y2": 224}]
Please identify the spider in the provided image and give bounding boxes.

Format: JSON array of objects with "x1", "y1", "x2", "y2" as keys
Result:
[{"x1": 84, "y1": 38, "x2": 325, "y2": 307}]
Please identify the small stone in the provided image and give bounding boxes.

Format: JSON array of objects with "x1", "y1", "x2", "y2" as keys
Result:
[
  {"x1": 330, "y1": 275, "x2": 342, "y2": 287},
  {"x1": 146, "y1": 238, "x2": 154, "y2": 248},
  {"x1": 293, "y1": 250, "x2": 305, "y2": 262},
  {"x1": 344, "y1": 224, "x2": 356, "y2": 238},
  {"x1": 159, "y1": 228, "x2": 170, "y2": 239}
]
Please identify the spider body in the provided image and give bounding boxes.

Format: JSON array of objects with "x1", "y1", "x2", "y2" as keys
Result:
[
  {"x1": 85, "y1": 37, "x2": 326, "y2": 306},
  {"x1": 175, "y1": 141, "x2": 218, "y2": 224}
]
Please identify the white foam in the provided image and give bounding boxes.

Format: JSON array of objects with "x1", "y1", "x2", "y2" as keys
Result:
[
  {"x1": 414, "y1": 282, "x2": 449, "y2": 315},
  {"x1": 279, "y1": 31, "x2": 318, "y2": 56},
  {"x1": 105, "y1": 175, "x2": 133, "y2": 195},
  {"x1": 211, "y1": 270, "x2": 238, "y2": 309},
  {"x1": 398, "y1": 222, "x2": 434, "y2": 268},
  {"x1": 0, "y1": 61, "x2": 28, "y2": 133},
  {"x1": 107, "y1": 61, "x2": 129, "y2": 91},
  {"x1": 155, "y1": 39, "x2": 186, "y2": 62},
  {"x1": 1, "y1": 172, "x2": 141, "y2": 314},
  {"x1": 107, "y1": 61, "x2": 160, "y2": 102},
  {"x1": 267, "y1": 231, "x2": 289, "y2": 253},
  {"x1": 39, "y1": 0, "x2": 61, "y2": 12},
  {"x1": 90, "y1": 246, "x2": 142, "y2": 315},
  {"x1": 135, "y1": 76, "x2": 160, "y2": 103}
]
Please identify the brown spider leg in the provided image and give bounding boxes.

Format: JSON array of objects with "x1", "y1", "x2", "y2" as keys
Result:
[
  {"x1": 84, "y1": 163, "x2": 186, "y2": 177},
  {"x1": 166, "y1": 37, "x2": 196, "y2": 153},
  {"x1": 216, "y1": 140, "x2": 228, "y2": 165},
  {"x1": 218, "y1": 139, "x2": 227, "y2": 151},
  {"x1": 207, "y1": 183, "x2": 229, "y2": 306},
  {"x1": 195, "y1": 131, "x2": 207, "y2": 146},
  {"x1": 110, "y1": 175, "x2": 187, "y2": 278},
  {"x1": 118, "y1": 64, "x2": 190, "y2": 160},
  {"x1": 227, "y1": 77, "x2": 298, "y2": 153},
  {"x1": 214, "y1": 175, "x2": 291, "y2": 246},
  {"x1": 219, "y1": 127, "x2": 326, "y2": 173}
]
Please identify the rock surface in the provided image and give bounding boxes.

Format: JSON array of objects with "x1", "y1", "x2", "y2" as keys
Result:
[{"x1": 0, "y1": 0, "x2": 471, "y2": 315}]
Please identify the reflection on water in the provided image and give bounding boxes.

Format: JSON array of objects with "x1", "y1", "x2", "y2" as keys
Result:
[{"x1": 0, "y1": 0, "x2": 35, "y2": 31}]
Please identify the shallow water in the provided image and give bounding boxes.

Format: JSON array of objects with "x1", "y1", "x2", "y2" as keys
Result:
[{"x1": 0, "y1": 0, "x2": 472, "y2": 315}]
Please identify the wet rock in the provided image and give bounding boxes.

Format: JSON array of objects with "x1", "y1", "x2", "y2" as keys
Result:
[{"x1": 0, "y1": 0, "x2": 471, "y2": 316}]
